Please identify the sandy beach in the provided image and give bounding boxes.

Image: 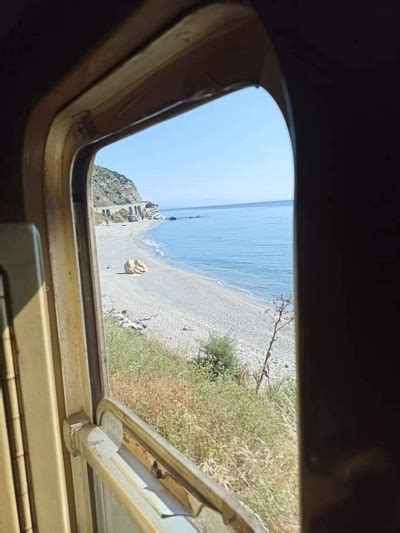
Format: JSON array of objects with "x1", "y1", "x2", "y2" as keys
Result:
[{"x1": 95, "y1": 221, "x2": 295, "y2": 378}]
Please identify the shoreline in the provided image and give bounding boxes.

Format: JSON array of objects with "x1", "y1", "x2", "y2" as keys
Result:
[
  {"x1": 138, "y1": 220, "x2": 277, "y2": 307},
  {"x1": 140, "y1": 232, "x2": 278, "y2": 308},
  {"x1": 95, "y1": 221, "x2": 295, "y2": 378}
]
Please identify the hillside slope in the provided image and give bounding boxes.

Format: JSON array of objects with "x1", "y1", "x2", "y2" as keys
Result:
[{"x1": 92, "y1": 165, "x2": 141, "y2": 206}]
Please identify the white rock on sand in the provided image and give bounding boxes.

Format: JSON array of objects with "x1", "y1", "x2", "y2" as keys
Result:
[
  {"x1": 96, "y1": 221, "x2": 295, "y2": 379},
  {"x1": 124, "y1": 259, "x2": 148, "y2": 274}
]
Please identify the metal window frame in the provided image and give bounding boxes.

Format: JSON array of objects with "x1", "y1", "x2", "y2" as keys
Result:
[{"x1": 22, "y1": 2, "x2": 292, "y2": 530}]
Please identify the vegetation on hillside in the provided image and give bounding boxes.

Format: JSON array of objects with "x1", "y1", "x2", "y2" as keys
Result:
[
  {"x1": 92, "y1": 164, "x2": 141, "y2": 207},
  {"x1": 105, "y1": 318, "x2": 298, "y2": 531},
  {"x1": 194, "y1": 334, "x2": 238, "y2": 379}
]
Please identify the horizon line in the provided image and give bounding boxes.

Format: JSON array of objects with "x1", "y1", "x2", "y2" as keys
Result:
[{"x1": 160, "y1": 198, "x2": 294, "y2": 211}]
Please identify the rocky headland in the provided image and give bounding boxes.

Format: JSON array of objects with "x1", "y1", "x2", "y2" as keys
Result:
[{"x1": 92, "y1": 165, "x2": 163, "y2": 224}]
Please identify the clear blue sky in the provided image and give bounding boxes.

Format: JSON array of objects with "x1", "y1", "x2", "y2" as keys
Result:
[{"x1": 95, "y1": 87, "x2": 294, "y2": 209}]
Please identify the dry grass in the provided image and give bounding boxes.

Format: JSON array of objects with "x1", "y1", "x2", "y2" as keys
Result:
[{"x1": 105, "y1": 318, "x2": 299, "y2": 531}]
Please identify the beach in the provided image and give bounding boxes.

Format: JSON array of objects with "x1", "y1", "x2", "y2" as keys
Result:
[{"x1": 95, "y1": 221, "x2": 295, "y2": 378}]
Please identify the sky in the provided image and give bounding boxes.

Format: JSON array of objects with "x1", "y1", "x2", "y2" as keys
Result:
[{"x1": 95, "y1": 87, "x2": 294, "y2": 209}]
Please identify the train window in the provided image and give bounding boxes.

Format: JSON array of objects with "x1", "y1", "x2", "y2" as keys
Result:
[
  {"x1": 25, "y1": 3, "x2": 297, "y2": 529},
  {"x1": 89, "y1": 87, "x2": 296, "y2": 531}
]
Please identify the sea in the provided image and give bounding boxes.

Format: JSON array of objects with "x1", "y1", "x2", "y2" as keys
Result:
[{"x1": 141, "y1": 200, "x2": 293, "y2": 303}]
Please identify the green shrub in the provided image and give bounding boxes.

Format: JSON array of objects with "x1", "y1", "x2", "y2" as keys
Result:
[
  {"x1": 105, "y1": 318, "x2": 298, "y2": 531},
  {"x1": 194, "y1": 334, "x2": 238, "y2": 379}
]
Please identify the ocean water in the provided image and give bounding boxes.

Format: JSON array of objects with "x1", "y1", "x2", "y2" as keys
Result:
[{"x1": 142, "y1": 200, "x2": 293, "y2": 303}]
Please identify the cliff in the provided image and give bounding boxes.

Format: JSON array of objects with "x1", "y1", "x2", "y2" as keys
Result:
[
  {"x1": 91, "y1": 164, "x2": 162, "y2": 224},
  {"x1": 92, "y1": 164, "x2": 141, "y2": 207}
]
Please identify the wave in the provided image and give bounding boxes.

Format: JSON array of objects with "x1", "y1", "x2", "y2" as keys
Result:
[
  {"x1": 141, "y1": 207, "x2": 293, "y2": 302},
  {"x1": 146, "y1": 241, "x2": 270, "y2": 304},
  {"x1": 141, "y1": 238, "x2": 165, "y2": 257},
  {"x1": 215, "y1": 278, "x2": 269, "y2": 303},
  {"x1": 188, "y1": 271, "x2": 271, "y2": 304}
]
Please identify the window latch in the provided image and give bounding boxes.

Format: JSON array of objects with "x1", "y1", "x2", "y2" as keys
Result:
[{"x1": 63, "y1": 412, "x2": 92, "y2": 457}]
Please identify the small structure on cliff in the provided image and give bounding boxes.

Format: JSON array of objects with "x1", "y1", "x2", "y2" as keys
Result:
[
  {"x1": 94, "y1": 201, "x2": 145, "y2": 220},
  {"x1": 93, "y1": 202, "x2": 162, "y2": 224},
  {"x1": 91, "y1": 164, "x2": 162, "y2": 224}
]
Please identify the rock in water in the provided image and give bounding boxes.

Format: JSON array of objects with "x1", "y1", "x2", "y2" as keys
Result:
[{"x1": 124, "y1": 259, "x2": 148, "y2": 274}]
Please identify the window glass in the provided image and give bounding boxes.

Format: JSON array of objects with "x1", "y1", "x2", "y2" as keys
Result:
[{"x1": 91, "y1": 87, "x2": 297, "y2": 531}]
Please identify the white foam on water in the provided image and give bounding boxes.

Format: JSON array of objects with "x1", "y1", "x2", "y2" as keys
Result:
[{"x1": 141, "y1": 238, "x2": 165, "y2": 256}]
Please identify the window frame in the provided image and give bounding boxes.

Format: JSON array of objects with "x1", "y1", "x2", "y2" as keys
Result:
[{"x1": 22, "y1": 2, "x2": 293, "y2": 529}]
